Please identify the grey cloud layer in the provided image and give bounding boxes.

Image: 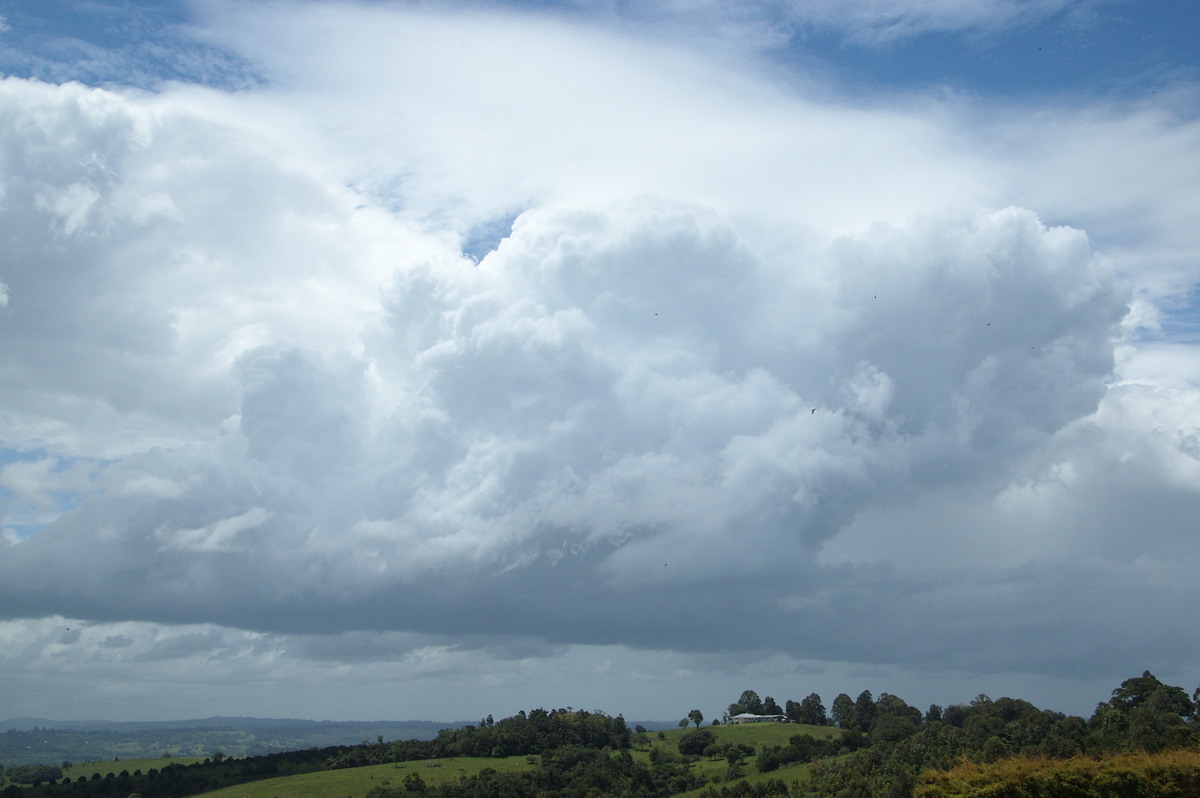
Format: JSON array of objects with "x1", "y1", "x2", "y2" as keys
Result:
[{"x1": 0, "y1": 77, "x2": 1147, "y2": 676}]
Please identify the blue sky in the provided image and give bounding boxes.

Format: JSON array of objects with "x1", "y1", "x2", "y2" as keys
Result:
[
  {"x1": 6, "y1": 1, "x2": 1200, "y2": 97},
  {"x1": 798, "y1": 6, "x2": 1199, "y2": 99},
  {"x1": 1, "y1": 0, "x2": 1199, "y2": 725}
]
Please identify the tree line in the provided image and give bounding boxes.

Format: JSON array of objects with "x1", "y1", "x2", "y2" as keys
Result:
[
  {"x1": 326, "y1": 707, "x2": 631, "y2": 768},
  {"x1": 691, "y1": 672, "x2": 1200, "y2": 797},
  {"x1": 802, "y1": 671, "x2": 1200, "y2": 797},
  {"x1": 4, "y1": 672, "x2": 1199, "y2": 798}
]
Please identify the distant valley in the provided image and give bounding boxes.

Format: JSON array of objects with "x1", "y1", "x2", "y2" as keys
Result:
[
  {"x1": 0, "y1": 716, "x2": 678, "y2": 768},
  {"x1": 0, "y1": 718, "x2": 461, "y2": 767}
]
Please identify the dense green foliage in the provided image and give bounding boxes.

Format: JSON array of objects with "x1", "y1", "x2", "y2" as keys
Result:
[
  {"x1": 692, "y1": 779, "x2": 792, "y2": 798},
  {"x1": 755, "y1": 734, "x2": 845, "y2": 775},
  {"x1": 678, "y1": 730, "x2": 717, "y2": 756},
  {"x1": 784, "y1": 696, "x2": 828, "y2": 727},
  {"x1": 1085, "y1": 670, "x2": 1196, "y2": 753}
]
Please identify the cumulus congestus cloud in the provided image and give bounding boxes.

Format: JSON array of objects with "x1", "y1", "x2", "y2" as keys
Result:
[
  {"x1": 0, "y1": 78, "x2": 1127, "y2": 656},
  {"x1": 3, "y1": 0, "x2": 1200, "y2": 722}
]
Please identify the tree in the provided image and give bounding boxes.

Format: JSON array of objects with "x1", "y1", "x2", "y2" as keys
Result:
[
  {"x1": 737, "y1": 690, "x2": 763, "y2": 715},
  {"x1": 725, "y1": 743, "x2": 753, "y2": 766},
  {"x1": 799, "y1": 693, "x2": 827, "y2": 725},
  {"x1": 943, "y1": 704, "x2": 970, "y2": 727},
  {"x1": 1089, "y1": 671, "x2": 1196, "y2": 752},
  {"x1": 678, "y1": 729, "x2": 716, "y2": 756},
  {"x1": 1110, "y1": 671, "x2": 1174, "y2": 713},
  {"x1": 831, "y1": 693, "x2": 855, "y2": 729},
  {"x1": 874, "y1": 693, "x2": 921, "y2": 727},
  {"x1": 869, "y1": 711, "x2": 918, "y2": 745},
  {"x1": 978, "y1": 735, "x2": 1009, "y2": 764},
  {"x1": 688, "y1": 709, "x2": 704, "y2": 728},
  {"x1": 678, "y1": 718, "x2": 690, "y2": 729},
  {"x1": 854, "y1": 690, "x2": 876, "y2": 732},
  {"x1": 762, "y1": 696, "x2": 782, "y2": 716},
  {"x1": 756, "y1": 746, "x2": 782, "y2": 773}
]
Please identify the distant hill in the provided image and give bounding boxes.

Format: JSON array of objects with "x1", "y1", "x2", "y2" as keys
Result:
[
  {"x1": 0, "y1": 716, "x2": 455, "y2": 733},
  {"x1": 0, "y1": 717, "x2": 464, "y2": 768},
  {"x1": 0, "y1": 716, "x2": 680, "y2": 768}
]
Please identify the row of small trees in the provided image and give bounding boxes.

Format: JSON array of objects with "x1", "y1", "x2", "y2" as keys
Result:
[
  {"x1": 722, "y1": 671, "x2": 1200, "y2": 744},
  {"x1": 1, "y1": 766, "x2": 63, "y2": 787}
]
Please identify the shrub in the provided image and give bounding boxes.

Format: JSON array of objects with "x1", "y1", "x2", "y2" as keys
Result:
[{"x1": 915, "y1": 749, "x2": 1200, "y2": 797}]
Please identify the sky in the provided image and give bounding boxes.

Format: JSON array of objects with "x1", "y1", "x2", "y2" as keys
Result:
[{"x1": 1, "y1": 0, "x2": 1199, "y2": 726}]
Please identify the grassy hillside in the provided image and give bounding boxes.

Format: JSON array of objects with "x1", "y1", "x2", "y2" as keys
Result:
[
  {"x1": 196, "y1": 756, "x2": 533, "y2": 798},
  {"x1": 671, "y1": 760, "x2": 817, "y2": 798},
  {"x1": 639, "y1": 723, "x2": 839, "y2": 797},
  {"x1": 190, "y1": 721, "x2": 841, "y2": 798}
]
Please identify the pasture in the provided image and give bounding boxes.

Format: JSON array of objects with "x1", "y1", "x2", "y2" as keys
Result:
[
  {"x1": 195, "y1": 756, "x2": 531, "y2": 798},
  {"x1": 192, "y1": 721, "x2": 841, "y2": 798}
]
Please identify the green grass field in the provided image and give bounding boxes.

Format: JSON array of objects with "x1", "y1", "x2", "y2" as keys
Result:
[
  {"x1": 192, "y1": 722, "x2": 842, "y2": 798},
  {"x1": 195, "y1": 756, "x2": 531, "y2": 798}
]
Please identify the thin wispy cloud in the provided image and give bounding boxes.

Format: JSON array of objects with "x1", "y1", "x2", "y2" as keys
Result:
[{"x1": 781, "y1": 0, "x2": 1073, "y2": 42}]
